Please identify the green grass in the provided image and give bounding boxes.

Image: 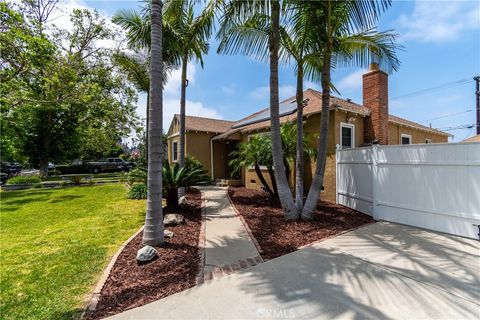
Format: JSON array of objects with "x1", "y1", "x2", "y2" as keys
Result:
[
  {"x1": 43, "y1": 172, "x2": 125, "y2": 182},
  {"x1": 0, "y1": 184, "x2": 145, "y2": 319}
]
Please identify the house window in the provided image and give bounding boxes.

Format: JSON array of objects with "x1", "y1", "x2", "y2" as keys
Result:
[
  {"x1": 401, "y1": 134, "x2": 412, "y2": 145},
  {"x1": 172, "y1": 141, "x2": 178, "y2": 161},
  {"x1": 340, "y1": 123, "x2": 355, "y2": 149},
  {"x1": 425, "y1": 139, "x2": 432, "y2": 144}
]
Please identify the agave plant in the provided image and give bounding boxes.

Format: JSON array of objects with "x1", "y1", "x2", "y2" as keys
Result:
[{"x1": 163, "y1": 158, "x2": 210, "y2": 209}]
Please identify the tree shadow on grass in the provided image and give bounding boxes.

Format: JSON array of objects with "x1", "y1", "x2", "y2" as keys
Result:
[{"x1": 49, "y1": 194, "x2": 84, "y2": 203}]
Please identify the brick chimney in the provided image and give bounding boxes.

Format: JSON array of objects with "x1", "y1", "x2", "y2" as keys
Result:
[{"x1": 363, "y1": 63, "x2": 389, "y2": 145}]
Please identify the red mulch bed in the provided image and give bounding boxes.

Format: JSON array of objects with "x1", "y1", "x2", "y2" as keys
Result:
[
  {"x1": 228, "y1": 187, "x2": 373, "y2": 260},
  {"x1": 87, "y1": 189, "x2": 203, "y2": 319}
]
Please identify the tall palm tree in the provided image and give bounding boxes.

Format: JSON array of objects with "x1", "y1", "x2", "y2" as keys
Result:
[
  {"x1": 218, "y1": 0, "x2": 297, "y2": 219},
  {"x1": 299, "y1": 0, "x2": 400, "y2": 220},
  {"x1": 163, "y1": 0, "x2": 215, "y2": 169},
  {"x1": 142, "y1": 0, "x2": 164, "y2": 246}
]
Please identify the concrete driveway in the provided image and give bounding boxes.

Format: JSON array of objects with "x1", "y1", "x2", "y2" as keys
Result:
[{"x1": 110, "y1": 222, "x2": 479, "y2": 320}]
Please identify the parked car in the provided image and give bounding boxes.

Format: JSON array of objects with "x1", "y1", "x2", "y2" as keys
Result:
[
  {"x1": 1, "y1": 162, "x2": 22, "y2": 177},
  {"x1": 87, "y1": 158, "x2": 132, "y2": 174},
  {"x1": 54, "y1": 160, "x2": 91, "y2": 175}
]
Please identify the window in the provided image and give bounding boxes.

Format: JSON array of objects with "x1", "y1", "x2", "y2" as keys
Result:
[
  {"x1": 172, "y1": 141, "x2": 178, "y2": 161},
  {"x1": 401, "y1": 134, "x2": 412, "y2": 145},
  {"x1": 340, "y1": 123, "x2": 355, "y2": 149},
  {"x1": 425, "y1": 139, "x2": 432, "y2": 144}
]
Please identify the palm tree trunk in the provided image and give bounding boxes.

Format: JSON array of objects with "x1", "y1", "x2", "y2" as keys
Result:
[
  {"x1": 295, "y1": 64, "x2": 304, "y2": 213},
  {"x1": 145, "y1": 92, "x2": 149, "y2": 166},
  {"x1": 270, "y1": 0, "x2": 297, "y2": 220},
  {"x1": 142, "y1": 0, "x2": 165, "y2": 246},
  {"x1": 301, "y1": 45, "x2": 332, "y2": 220},
  {"x1": 267, "y1": 165, "x2": 278, "y2": 198},
  {"x1": 179, "y1": 53, "x2": 188, "y2": 168},
  {"x1": 254, "y1": 163, "x2": 275, "y2": 197}
]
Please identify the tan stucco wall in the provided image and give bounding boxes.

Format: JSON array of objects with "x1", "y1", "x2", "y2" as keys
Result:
[
  {"x1": 388, "y1": 123, "x2": 448, "y2": 144},
  {"x1": 186, "y1": 132, "x2": 216, "y2": 175}
]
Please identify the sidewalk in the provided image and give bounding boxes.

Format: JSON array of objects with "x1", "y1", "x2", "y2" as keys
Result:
[{"x1": 199, "y1": 186, "x2": 260, "y2": 276}]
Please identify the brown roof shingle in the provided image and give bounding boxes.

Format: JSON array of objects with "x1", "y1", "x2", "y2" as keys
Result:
[
  {"x1": 174, "y1": 114, "x2": 235, "y2": 134},
  {"x1": 172, "y1": 88, "x2": 449, "y2": 138}
]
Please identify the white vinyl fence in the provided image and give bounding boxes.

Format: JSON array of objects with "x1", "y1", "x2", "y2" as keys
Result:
[{"x1": 336, "y1": 142, "x2": 480, "y2": 239}]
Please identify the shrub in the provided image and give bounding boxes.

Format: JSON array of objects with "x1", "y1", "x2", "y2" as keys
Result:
[
  {"x1": 68, "y1": 176, "x2": 83, "y2": 185},
  {"x1": 32, "y1": 183, "x2": 43, "y2": 189},
  {"x1": 124, "y1": 168, "x2": 147, "y2": 188},
  {"x1": 6, "y1": 176, "x2": 41, "y2": 185},
  {"x1": 128, "y1": 183, "x2": 147, "y2": 199}
]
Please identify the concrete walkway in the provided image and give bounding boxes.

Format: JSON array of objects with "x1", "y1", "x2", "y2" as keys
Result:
[
  {"x1": 110, "y1": 222, "x2": 479, "y2": 320},
  {"x1": 199, "y1": 186, "x2": 260, "y2": 275}
]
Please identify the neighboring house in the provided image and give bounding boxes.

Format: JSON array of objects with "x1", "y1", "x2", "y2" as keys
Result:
[
  {"x1": 462, "y1": 134, "x2": 480, "y2": 143},
  {"x1": 167, "y1": 64, "x2": 450, "y2": 202}
]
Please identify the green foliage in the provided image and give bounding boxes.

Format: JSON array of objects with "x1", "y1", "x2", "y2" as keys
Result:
[
  {"x1": 163, "y1": 160, "x2": 210, "y2": 208},
  {"x1": 6, "y1": 175, "x2": 41, "y2": 185},
  {"x1": 0, "y1": 2, "x2": 140, "y2": 172},
  {"x1": 124, "y1": 167, "x2": 147, "y2": 188},
  {"x1": 127, "y1": 183, "x2": 148, "y2": 199}
]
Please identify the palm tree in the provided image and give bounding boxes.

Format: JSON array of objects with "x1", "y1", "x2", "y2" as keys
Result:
[
  {"x1": 163, "y1": 0, "x2": 215, "y2": 169},
  {"x1": 299, "y1": 0, "x2": 400, "y2": 220},
  {"x1": 142, "y1": 0, "x2": 164, "y2": 246},
  {"x1": 229, "y1": 134, "x2": 277, "y2": 197},
  {"x1": 218, "y1": 0, "x2": 298, "y2": 219}
]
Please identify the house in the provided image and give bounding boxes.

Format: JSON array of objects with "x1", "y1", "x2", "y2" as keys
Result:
[
  {"x1": 462, "y1": 134, "x2": 480, "y2": 143},
  {"x1": 167, "y1": 64, "x2": 450, "y2": 202}
]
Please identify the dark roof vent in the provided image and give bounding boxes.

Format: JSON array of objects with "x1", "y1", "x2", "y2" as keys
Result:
[{"x1": 346, "y1": 98, "x2": 352, "y2": 102}]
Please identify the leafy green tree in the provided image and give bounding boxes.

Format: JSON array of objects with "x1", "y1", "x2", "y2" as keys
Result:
[{"x1": 1, "y1": 3, "x2": 139, "y2": 174}]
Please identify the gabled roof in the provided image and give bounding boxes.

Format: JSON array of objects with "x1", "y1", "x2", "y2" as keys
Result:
[{"x1": 171, "y1": 114, "x2": 235, "y2": 134}]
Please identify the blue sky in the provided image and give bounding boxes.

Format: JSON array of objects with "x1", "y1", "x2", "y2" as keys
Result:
[{"x1": 67, "y1": 0, "x2": 479, "y2": 141}]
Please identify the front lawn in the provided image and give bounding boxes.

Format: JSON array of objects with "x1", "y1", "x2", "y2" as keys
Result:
[{"x1": 0, "y1": 184, "x2": 145, "y2": 319}]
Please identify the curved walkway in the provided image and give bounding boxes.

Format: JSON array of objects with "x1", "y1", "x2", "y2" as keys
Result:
[{"x1": 198, "y1": 186, "x2": 261, "y2": 280}]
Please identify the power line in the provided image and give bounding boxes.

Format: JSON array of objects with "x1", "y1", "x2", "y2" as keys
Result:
[
  {"x1": 422, "y1": 109, "x2": 472, "y2": 123},
  {"x1": 436, "y1": 123, "x2": 479, "y2": 131},
  {"x1": 392, "y1": 77, "x2": 474, "y2": 100}
]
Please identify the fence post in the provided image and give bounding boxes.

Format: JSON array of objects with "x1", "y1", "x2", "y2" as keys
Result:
[
  {"x1": 371, "y1": 144, "x2": 379, "y2": 220},
  {"x1": 335, "y1": 144, "x2": 341, "y2": 204}
]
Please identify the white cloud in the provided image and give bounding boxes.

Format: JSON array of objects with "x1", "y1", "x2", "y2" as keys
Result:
[
  {"x1": 396, "y1": 1, "x2": 480, "y2": 43},
  {"x1": 336, "y1": 69, "x2": 365, "y2": 93},
  {"x1": 249, "y1": 85, "x2": 296, "y2": 100},
  {"x1": 221, "y1": 84, "x2": 236, "y2": 94},
  {"x1": 164, "y1": 63, "x2": 197, "y2": 97}
]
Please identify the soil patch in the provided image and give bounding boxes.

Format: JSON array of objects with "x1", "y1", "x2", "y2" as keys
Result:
[
  {"x1": 88, "y1": 189, "x2": 202, "y2": 319},
  {"x1": 228, "y1": 187, "x2": 373, "y2": 260}
]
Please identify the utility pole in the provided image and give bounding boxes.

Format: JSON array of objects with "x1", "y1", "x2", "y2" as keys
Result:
[{"x1": 475, "y1": 76, "x2": 480, "y2": 135}]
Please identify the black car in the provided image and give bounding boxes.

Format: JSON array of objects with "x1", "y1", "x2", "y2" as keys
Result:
[
  {"x1": 1, "y1": 162, "x2": 22, "y2": 176},
  {"x1": 87, "y1": 158, "x2": 133, "y2": 174}
]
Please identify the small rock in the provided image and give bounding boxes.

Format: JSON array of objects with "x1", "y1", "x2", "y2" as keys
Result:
[
  {"x1": 179, "y1": 196, "x2": 187, "y2": 205},
  {"x1": 164, "y1": 229, "x2": 174, "y2": 238},
  {"x1": 163, "y1": 213, "x2": 184, "y2": 225},
  {"x1": 136, "y1": 245, "x2": 157, "y2": 263}
]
